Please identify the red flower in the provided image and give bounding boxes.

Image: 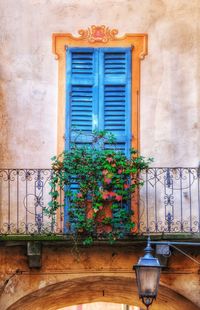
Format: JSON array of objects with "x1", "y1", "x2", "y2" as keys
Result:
[
  {"x1": 77, "y1": 192, "x2": 83, "y2": 198},
  {"x1": 115, "y1": 195, "x2": 122, "y2": 201},
  {"x1": 118, "y1": 169, "x2": 123, "y2": 174},
  {"x1": 103, "y1": 191, "x2": 116, "y2": 199},
  {"x1": 106, "y1": 157, "x2": 113, "y2": 163},
  {"x1": 102, "y1": 191, "x2": 109, "y2": 199},
  {"x1": 124, "y1": 184, "x2": 130, "y2": 189},
  {"x1": 109, "y1": 191, "x2": 116, "y2": 197},
  {"x1": 102, "y1": 169, "x2": 108, "y2": 176},
  {"x1": 104, "y1": 177, "x2": 112, "y2": 184}
]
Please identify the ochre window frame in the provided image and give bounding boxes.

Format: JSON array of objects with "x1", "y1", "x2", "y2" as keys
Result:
[
  {"x1": 52, "y1": 25, "x2": 148, "y2": 155},
  {"x1": 52, "y1": 26, "x2": 147, "y2": 231}
]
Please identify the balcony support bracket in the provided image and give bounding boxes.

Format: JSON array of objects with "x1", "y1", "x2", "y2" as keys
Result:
[{"x1": 27, "y1": 241, "x2": 42, "y2": 268}]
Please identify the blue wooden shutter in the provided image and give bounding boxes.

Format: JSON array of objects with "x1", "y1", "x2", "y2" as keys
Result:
[
  {"x1": 65, "y1": 48, "x2": 99, "y2": 228},
  {"x1": 98, "y1": 48, "x2": 131, "y2": 155},
  {"x1": 66, "y1": 48, "x2": 99, "y2": 148}
]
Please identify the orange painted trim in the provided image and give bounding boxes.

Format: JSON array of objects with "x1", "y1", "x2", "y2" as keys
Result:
[{"x1": 52, "y1": 26, "x2": 148, "y2": 231}]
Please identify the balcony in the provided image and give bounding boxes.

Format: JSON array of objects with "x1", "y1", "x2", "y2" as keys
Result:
[{"x1": 0, "y1": 168, "x2": 199, "y2": 239}]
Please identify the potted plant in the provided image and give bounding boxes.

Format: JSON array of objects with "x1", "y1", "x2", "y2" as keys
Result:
[{"x1": 46, "y1": 131, "x2": 152, "y2": 245}]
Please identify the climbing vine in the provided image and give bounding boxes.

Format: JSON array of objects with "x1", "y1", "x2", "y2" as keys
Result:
[{"x1": 46, "y1": 131, "x2": 152, "y2": 244}]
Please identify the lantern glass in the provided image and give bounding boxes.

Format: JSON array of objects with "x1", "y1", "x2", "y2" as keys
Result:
[{"x1": 135, "y1": 266, "x2": 161, "y2": 298}]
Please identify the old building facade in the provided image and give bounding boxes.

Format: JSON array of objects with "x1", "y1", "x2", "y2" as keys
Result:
[{"x1": 0, "y1": 1, "x2": 200, "y2": 309}]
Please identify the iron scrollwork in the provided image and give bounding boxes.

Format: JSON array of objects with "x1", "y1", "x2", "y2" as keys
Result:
[{"x1": 0, "y1": 168, "x2": 199, "y2": 235}]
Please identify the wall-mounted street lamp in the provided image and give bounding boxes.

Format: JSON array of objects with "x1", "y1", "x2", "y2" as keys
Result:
[
  {"x1": 134, "y1": 238, "x2": 163, "y2": 309},
  {"x1": 134, "y1": 237, "x2": 200, "y2": 309}
]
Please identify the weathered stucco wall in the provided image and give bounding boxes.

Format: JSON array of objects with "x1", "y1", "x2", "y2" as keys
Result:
[
  {"x1": 0, "y1": 242, "x2": 199, "y2": 310},
  {"x1": 0, "y1": 0, "x2": 199, "y2": 167}
]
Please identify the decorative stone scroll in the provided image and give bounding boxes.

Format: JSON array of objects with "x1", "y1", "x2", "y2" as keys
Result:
[{"x1": 78, "y1": 25, "x2": 118, "y2": 43}]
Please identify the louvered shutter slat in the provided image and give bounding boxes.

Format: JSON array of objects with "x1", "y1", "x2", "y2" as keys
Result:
[{"x1": 71, "y1": 52, "x2": 93, "y2": 75}]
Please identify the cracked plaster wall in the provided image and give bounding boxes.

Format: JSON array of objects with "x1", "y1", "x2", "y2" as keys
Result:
[{"x1": 0, "y1": 0, "x2": 200, "y2": 167}]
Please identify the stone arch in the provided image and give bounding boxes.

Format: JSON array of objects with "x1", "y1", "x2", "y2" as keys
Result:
[{"x1": 7, "y1": 276, "x2": 199, "y2": 310}]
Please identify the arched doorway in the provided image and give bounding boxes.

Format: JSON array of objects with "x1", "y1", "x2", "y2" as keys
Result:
[{"x1": 7, "y1": 276, "x2": 199, "y2": 310}]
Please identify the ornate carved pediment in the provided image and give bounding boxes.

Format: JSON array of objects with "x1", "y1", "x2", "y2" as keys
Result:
[{"x1": 78, "y1": 25, "x2": 118, "y2": 43}]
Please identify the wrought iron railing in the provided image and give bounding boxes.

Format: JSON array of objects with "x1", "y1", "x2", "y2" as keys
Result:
[
  {"x1": 138, "y1": 168, "x2": 200, "y2": 234},
  {"x1": 0, "y1": 168, "x2": 199, "y2": 235}
]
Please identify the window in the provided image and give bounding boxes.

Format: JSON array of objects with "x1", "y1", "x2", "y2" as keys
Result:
[
  {"x1": 66, "y1": 47, "x2": 131, "y2": 155},
  {"x1": 52, "y1": 26, "x2": 148, "y2": 228}
]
